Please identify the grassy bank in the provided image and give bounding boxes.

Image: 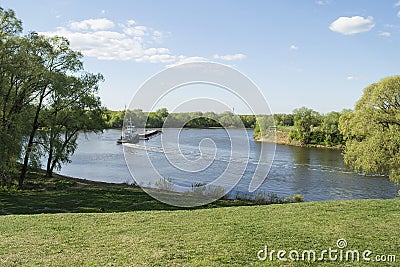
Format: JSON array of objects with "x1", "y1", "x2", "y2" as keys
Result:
[
  {"x1": 1, "y1": 199, "x2": 398, "y2": 266},
  {"x1": 0, "y1": 171, "x2": 251, "y2": 215},
  {"x1": 0, "y1": 171, "x2": 399, "y2": 266}
]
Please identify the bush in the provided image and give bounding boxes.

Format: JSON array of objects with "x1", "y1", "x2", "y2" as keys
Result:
[
  {"x1": 204, "y1": 185, "x2": 227, "y2": 199},
  {"x1": 0, "y1": 184, "x2": 19, "y2": 193},
  {"x1": 155, "y1": 178, "x2": 174, "y2": 191},
  {"x1": 292, "y1": 194, "x2": 304, "y2": 203},
  {"x1": 191, "y1": 182, "x2": 206, "y2": 195},
  {"x1": 232, "y1": 191, "x2": 304, "y2": 205},
  {"x1": 254, "y1": 191, "x2": 267, "y2": 204}
]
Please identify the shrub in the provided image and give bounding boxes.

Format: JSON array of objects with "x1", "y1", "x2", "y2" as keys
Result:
[
  {"x1": 204, "y1": 185, "x2": 226, "y2": 199},
  {"x1": 0, "y1": 184, "x2": 19, "y2": 193},
  {"x1": 155, "y1": 178, "x2": 174, "y2": 191},
  {"x1": 292, "y1": 194, "x2": 304, "y2": 202},
  {"x1": 191, "y1": 182, "x2": 206, "y2": 195},
  {"x1": 254, "y1": 191, "x2": 267, "y2": 204}
]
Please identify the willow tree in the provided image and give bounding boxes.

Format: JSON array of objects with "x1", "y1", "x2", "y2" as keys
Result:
[
  {"x1": 339, "y1": 76, "x2": 400, "y2": 183},
  {"x1": 18, "y1": 34, "x2": 86, "y2": 186},
  {"x1": 0, "y1": 7, "x2": 104, "y2": 186},
  {"x1": 0, "y1": 7, "x2": 31, "y2": 181},
  {"x1": 41, "y1": 72, "x2": 105, "y2": 178}
]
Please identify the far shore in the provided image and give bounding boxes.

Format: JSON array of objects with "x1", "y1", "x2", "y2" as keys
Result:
[{"x1": 254, "y1": 130, "x2": 344, "y2": 150}]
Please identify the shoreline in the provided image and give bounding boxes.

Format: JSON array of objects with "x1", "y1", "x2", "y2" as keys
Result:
[
  {"x1": 104, "y1": 127, "x2": 342, "y2": 149},
  {"x1": 254, "y1": 130, "x2": 344, "y2": 150}
]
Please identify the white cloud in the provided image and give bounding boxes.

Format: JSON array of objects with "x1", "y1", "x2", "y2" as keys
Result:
[
  {"x1": 152, "y1": 30, "x2": 165, "y2": 43},
  {"x1": 137, "y1": 54, "x2": 177, "y2": 63},
  {"x1": 213, "y1": 53, "x2": 246, "y2": 61},
  {"x1": 329, "y1": 16, "x2": 375, "y2": 35},
  {"x1": 395, "y1": 1, "x2": 400, "y2": 7},
  {"x1": 127, "y1": 19, "x2": 136, "y2": 26},
  {"x1": 316, "y1": 0, "x2": 330, "y2": 5},
  {"x1": 378, "y1": 31, "x2": 391, "y2": 37},
  {"x1": 166, "y1": 56, "x2": 209, "y2": 68},
  {"x1": 40, "y1": 20, "x2": 173, "y2": 62},
  {"x1": 123, "y1": 25, "x2": 147, "y2": 36},
  {"x1": 397, "y1": 10, "x2": 400, "y2": 18},
  {"x1": 40, "y1": 19, "x2": 216, "y2": 66},
  {"x1": 289, "y1": 44, "x2": 299, "y2": 50},
  {"x1": 69, "y1": 18, "x2": 115, "y2": 31},
  {"x1": 346, "y1": 76, "x2": 358, "y2": 81},
  {"x1": 41, "y1": 18, "x2": 246, "y2": 66}
]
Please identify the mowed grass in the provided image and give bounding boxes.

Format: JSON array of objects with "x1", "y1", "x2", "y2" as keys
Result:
[
  {"x1": 0, "y1": 171, "x2": 251, "y2": 215},
  {"x1": 0, "y1": 172, "x2": 399, "y2": 266}
]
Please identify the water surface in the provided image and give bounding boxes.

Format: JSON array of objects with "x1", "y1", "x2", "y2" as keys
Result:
[{"x1": 60, "y1": 129, "x2": 399, "y2": 201}]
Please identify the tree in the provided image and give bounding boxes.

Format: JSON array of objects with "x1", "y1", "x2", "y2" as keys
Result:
[
  {"x1": 253, "y1": 115, "x2": 274, "y2": 136},
  {"x1": 239, "y1": 115, "x2": 256, "y2": 128},
  {"x1": 320, "y1": 111, "x2": 342, "y2": 146},
  {"x1": 18, "y1": 34, "x2": 84, "y2": 186},
  {"x1": 290, "y1": 107, "x2": 321, "y2": 144},
  {"x1": 104, "y1": 110, "x2": 125, "y2": 128},
  {"x1": 219, "y1": 111, "x2": 243, "y2": 128},
  {"x1": 0, "y1": 7, "x2": 105, "y2": 186},
  {"x1": 41, "y1": 72, "x2": 104, "y2": 177},
  {"x1": 126, "y1": 109, "x2": 146, "y2": 128},
  {"x1": 339, "y1": 76, "x2": 400, "y2": 183},
  {"x1": 0, "y1": 7, "x2": 33, "y2": 182},
  {"x1": 273, "y1": 114, "x2": 294, "y2": 126}
]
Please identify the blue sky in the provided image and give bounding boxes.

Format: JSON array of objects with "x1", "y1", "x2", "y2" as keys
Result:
[{"x1": 1, "y1": 0, "x2": 400, "y2": 114}]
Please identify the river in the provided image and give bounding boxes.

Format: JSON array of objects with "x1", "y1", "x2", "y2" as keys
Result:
[{"x1": 59, "y1": 129, "x2": 399, "y2": 202}]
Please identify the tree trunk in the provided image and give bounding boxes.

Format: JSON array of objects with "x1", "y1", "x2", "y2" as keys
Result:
[
  {"x1": 49, "y1": 129, "x2": 78, "y2": 178},
  {"x1": 46, "y1": 147, "x2": 53, "y2": 178},
  {"x1": 19, "y1": 132, "x2": 35, "y2": 187},
  {"x1": 19, "y1": 91, "x2": 45, "y2": 187}
]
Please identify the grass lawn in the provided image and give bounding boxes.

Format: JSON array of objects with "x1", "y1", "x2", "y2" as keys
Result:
[
  {"x1": 0, "y1": 172, "x2": 399, "y2": 266},
  {"x1": 0, "y1": 171, "x2": 251, "y2": 215}
]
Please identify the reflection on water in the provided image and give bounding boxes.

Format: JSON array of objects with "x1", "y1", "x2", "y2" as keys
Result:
[{"x1": 60, "y1": 129, "x2": 400, "y2": 201}]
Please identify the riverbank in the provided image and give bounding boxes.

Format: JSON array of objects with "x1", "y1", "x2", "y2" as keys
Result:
[
  {"x1": 1, "y1": 195, "x2": 398, "y2": 266},
  {"x1": 1, "y1": 170, "x2": 399, "y2": 265},
  {"x1": 255, "y1": 128, "x2": 343, "y2": 149},
  {"x1": 0, "y1": 170, "x2": 253, "y2": 215}
]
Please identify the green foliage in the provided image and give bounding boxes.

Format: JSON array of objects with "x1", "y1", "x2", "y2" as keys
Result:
[
  {"x1": 191, "y1": 182, "x2": 207, "y2": 195},
  {"x1": 105, "y1": 109, "x2": 257, "y2": 129},
  {"x1": 320, "y1": 111, "x2": 342, "y2": 145},
  {"x1": 273, "y1": 113, "x2": 294, "y2": 126},
  {"x1": 0, "y1": 8, "x2": 105, "y2": 185},
  {"x1": 339, "y1": 76, "x2": 400, "y2": 183},
  {"x1": 235, "y1": 191, "x2": 305, "y2": 205},
  {"x1": 254, "y1": 107, "x2": 345, "y2": 147},
  {"x1": 203, "y1": 185, "x2": 227, "y2": 199},
  {"x1": 155, "y1": 178, "x2": 174, "y2": 191},
  {"x1": 239, "y1": 115, "x2": 256, "y2": 128},
  {"x1": 0, "y1": 8, "x2": 30, "y2": 181},
  {"x1": 292, "y1": 194, "x2": 304, "y2": 202},
  {"x1": 0, "y1": 184, "x2": 19, "y2": 193},
  {"x1": 104, "y1": 110, "x2": 125, "y2": 128},
  {"x1": 290, "y1": 107, "x2": 322, "y2": 144},
  {"x1": 253, "y1": 115, "x2": 274, "y2": 136}
]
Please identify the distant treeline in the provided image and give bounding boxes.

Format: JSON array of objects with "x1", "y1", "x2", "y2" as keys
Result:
[
  {"x1": 103, "y1": 108, "x2": 257, "y2": 129},
  {"x1": 254, "y1": 107, "x2": 351, "y2": 147},
  {"x1": 104, "y1": 107, "x2": 349, "y2": 147}
]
